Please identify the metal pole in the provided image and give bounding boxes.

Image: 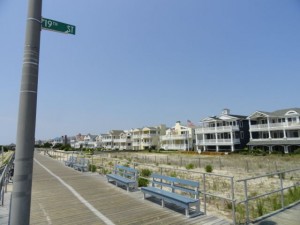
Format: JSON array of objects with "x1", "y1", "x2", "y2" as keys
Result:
[
  {"x1": 244, "y1": 180, "x2": 249, "y2": 224},
  {"x1": 280, "y1": 172, "x2": 284, "y2": 209},
  {"x1": 231, "y1": 177, "x2": 236, "y2": 225},
  {"x1": 203, "y1": 173, "x2": 206, "y2": 215},
  {"x1": 10, "y1": 1, "x2": 42, "y2": 224},
  {"x1": 1, "y1": 146, "x2": 3, "y2": 165}
]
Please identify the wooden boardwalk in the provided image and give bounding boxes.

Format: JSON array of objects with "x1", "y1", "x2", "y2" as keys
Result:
[
  {"x1": 252, "y1": 203, "x2": 300, "y2": 225},
  {"x1": 2, "y1": 153, "x2": 300, "y2": 224},
  {"x1": 30, "y1": 153, "x2": 231, "y2": 225}
]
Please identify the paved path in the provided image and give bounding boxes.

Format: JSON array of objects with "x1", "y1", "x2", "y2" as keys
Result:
[{"x1": 29, "y1": 153, "x2": 231, "y2": 225}]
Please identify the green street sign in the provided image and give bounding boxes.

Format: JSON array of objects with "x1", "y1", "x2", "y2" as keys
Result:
[{"x1": 41, "y1": 18, "x2": 76, "y2": 35}]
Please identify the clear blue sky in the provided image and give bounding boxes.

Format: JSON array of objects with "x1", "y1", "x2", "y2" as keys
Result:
[{"x1": 1, "y1": 0, "x2": 300, "y2": 144}]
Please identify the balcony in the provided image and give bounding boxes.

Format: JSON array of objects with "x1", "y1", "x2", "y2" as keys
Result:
[
  {"x1": 132, "y1": 142, "x2": 140, "y2": 147},
  {"x1": 102, "y1": 138, "x2": 113, "y2": 142},
  {"x1": 196, "y1": 138, "x2": 240, "y2": 146},
  {"x1": 161, "y1": 134, "x2": 192, "y2": 141},
  {"x1": 250, "y1": 122, "x2": 300, "y2": 131},
  {"x1": 141, "y1": 134, "x2": 156, "y2": 138},
  {"x1": 195, "y1": 125, "x2": 239, "y2": 134},
  {"x1": 113, "y1": 138, "x2": 127, "y2": 143},
  {"x1": 161, "y1": 144, "x2": 189, "y2": 150},
  {"x1": 132, "y1": 135, "x2": 141, "y2": 139}
]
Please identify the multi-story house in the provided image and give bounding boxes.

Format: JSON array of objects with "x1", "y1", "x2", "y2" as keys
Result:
[
  {"x1": 114, "y1": 130, "x2": 132, "y2": 150},
  {"x1": 247, "y1": 108, "x2": 300, "y2": 153},
  {"x1": 101, "y1": 130, "x2": 123, "y2": 150},
  {"x1": 195, "y1": 109, "x2": 249, "y2": 152},
  {"x1": 160, "y1": 121, "x2": 194, "y2": 151},
  {"x1": 83, "y1": 134, "x2": 98, "y2": 148},
  {"x1": 132, "y1": 125, "x2": 166, "y2": 150}
]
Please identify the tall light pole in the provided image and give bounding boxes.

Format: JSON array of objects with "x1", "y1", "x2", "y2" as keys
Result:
[{"x1": 10, "y1": 0, "x2": 42, "y2": 224}]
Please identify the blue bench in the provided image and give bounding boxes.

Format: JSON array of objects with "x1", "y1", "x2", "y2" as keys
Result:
[
  {"x1": 64, "y1": 156, "x2": 77, "y2": 167},
  {"x1": 106, "y1": 165, "x2": 138, "y2": 192},
  {"x1": 73, "y1": 158, "x2": 90, "y2": 172},
  {"x1": 141, "y1": 174, "x2": 200, "y2": 217}
]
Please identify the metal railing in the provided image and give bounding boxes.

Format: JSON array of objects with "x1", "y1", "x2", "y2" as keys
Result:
[
  {"x1": 236, "y1": 168, "x2": 300, "y2": 224},
  {"x1": 0, "y1": 153, "x2": 14, "y2": 206}
]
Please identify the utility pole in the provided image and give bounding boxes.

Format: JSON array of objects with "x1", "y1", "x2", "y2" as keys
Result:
[{"x1": 10, "y1": 0, "x2": 42, "y2": 224}]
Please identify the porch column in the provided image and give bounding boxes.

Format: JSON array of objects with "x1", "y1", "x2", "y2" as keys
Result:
[
  {"x1": 267, "y1": 118, "x2": 271, "y2": 139},
  {"x1": 248, "y1": 119, "x2": 252, "y2": 139},
  {"x1": 269, "y1": 146, "x2": 273, "y2": 154},
  {"x1": 216, "y1": 145, "x2": 219, "y2": 152},
  {"x1": 231, "y1": 132, "x2": 234, "y2": 152}
]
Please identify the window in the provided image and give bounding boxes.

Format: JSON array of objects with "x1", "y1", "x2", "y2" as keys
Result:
[
  {"x1": 240, "y1": 131, "x2": 244, "y2": 139},
  {"x1": 240, "y1": 121, "x2": 243, "y2": 127}
]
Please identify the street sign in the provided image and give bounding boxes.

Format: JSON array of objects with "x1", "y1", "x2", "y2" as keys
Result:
[{"x1": 41, "y1": 17, "x2": 76, "y2": 35}]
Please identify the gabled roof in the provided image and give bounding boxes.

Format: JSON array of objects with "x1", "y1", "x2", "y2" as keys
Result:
[
  {"x1": 248, "y1": 108, "x2": 300, "y2": 119},
  {"x1": 201, "y1": 114, "x2": 246, "y2": 122},
  {"x1": 109, "y1": 130, "x2": 123, "y2": 135}
]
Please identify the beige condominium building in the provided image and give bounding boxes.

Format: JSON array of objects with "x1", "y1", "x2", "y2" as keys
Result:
[
  {"x1": 132, "y1": 125, "x2": 166, "y2": 150},
  {"x1": 160, "y1": 121, "x2": 195, "y2": 151}
]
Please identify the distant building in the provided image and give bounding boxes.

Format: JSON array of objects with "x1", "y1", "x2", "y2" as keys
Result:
[
  {"x1": 160, "y1": 121, "x2": 194, "y2": 151},
  {"x1": 247, "y1": 108, "x2": 300, "y2": 153},
  {"x1": 101, "y1": 130, "x2": 124, "y2": 150},
  {"x1": 195, "y1": 109, "x2": 249, "y2": 152},
  {"x1": 132, "y1": 125, "x2": 166, "y2": 150}
]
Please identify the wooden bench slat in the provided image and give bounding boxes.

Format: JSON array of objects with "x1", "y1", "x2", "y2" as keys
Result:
[
  {"x1": 141, "y1": 173, "x2": 200, "y2": 217},
  {"x1": 106, "y1": 165, "x2": 138, "y2": 192}
]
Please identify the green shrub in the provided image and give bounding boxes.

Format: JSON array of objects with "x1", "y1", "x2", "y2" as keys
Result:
[
  {"x1": 185, "y1": 163, "x2": 195, "y2": 170},
  {"x1": 89, "y1": 164, "x2": 96, "y2": 172},
  {"x1": 256, "y1": 200, "x2": 265, "y2": 217},
  {"x1": 138, "y1": 177, "x2": 149, "y2": 187},
  {"x1": 169, "y1": 171, "x2": 177, "y2": 177},
  {"x1": 140, "y1": 168, "x2": 152, "y2": 177},
  {"x1": 205, "y1": 164, "x2": 213, "y2": 173}
]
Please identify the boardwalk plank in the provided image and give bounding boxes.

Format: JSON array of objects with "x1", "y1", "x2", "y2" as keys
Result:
[{"x1": 30, "y1": 153, "x2": 231, "y2": 225}]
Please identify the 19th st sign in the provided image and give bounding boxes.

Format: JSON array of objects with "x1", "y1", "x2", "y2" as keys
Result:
[{"x1": 41, "y1": 17, "x2": 76, "y2": 35}]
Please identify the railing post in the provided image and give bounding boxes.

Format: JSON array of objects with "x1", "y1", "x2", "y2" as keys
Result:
[
  {"x1": 203, "y1": 173, "x2": 206, "y2": 215},
  {"x1": 280, "y1": 172, "x2": 284, "y2": 209},
  {"x1": 244, "y1": 180, "x2": 250, "y2": 224},
  {"x1": 231, "y1": 177, "x2": 236, "y2": 225}
]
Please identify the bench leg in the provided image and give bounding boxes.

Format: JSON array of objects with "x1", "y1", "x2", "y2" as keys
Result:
[
  {"x1": 185, "y1": 208, "x2": 189, "y2": 217},
  {"x1": 196, "y1": 203, "x2": 200, "y2": 214}
]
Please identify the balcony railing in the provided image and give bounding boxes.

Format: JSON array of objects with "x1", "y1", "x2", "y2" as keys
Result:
[
  {"x1": 161, "y1": 144, "x2": 189, "y2": 150},
  {"x1": 161, "y1": 134, "x2": 192, "y2": 141},
  {"x1": 196, "y1": 138, "x2": 240, "y2": 145},
  {"x1": 141, "y1": 134, "x2": 157, "y2": 138},
  {"x1": 250, "y1": 122, "x2": 300, "y2": 131},
  {"x1": 132, "y1": 142, "x2": 140, "y2": 147},
  {"x1": 195, "y1": 125, "x2": 240, "y2": 134},
  {"x1": 250, "y1": 137, "x2": 300, "y2": 142},
  {"x1": 132, "y1": 135, "x2": 141, "y2": 139}
]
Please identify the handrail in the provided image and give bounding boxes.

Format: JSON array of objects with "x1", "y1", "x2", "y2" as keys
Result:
[
  {"x1": 237, "y1": 168, "x2": 300, "y2": 182},
  {"x1": 0, "y1": 152, "x2": 14, "y2": 206},
  {"x1": 236, "y1": 167, "x2": 300, "y2": 224}
]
